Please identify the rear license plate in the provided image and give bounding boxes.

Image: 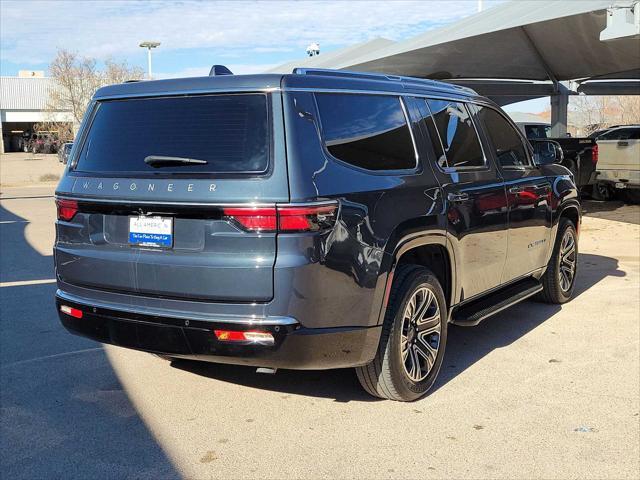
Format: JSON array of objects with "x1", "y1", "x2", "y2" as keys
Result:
[
  {"x1": 129, "y1": 216, "x2": 173, "y2": 248},
  {"x1": 615, "y1": 182, "x2": 627, "y2": 189}
]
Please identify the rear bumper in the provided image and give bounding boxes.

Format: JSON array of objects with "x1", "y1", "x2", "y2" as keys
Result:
[
  {"x1": 596, "y1": 170, "x2": 640, "y2": 189},
  {"x1": 55, "y1": 292, "x2": 380, "y2": 370}
]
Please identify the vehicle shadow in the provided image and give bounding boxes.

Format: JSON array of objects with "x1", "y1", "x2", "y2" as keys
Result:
[
  {"x1": 0, "y1": 203, "x2": 179, "y2": 479},
  {"x1": 581, "y1": 199, "x2": 640, "y2": 225},
  {"x1": 175, "y1": 252, "x2": 624, "y2": 402},
  {"x1": 0, "y1": 204, "x2": 54, "y2": 283}
]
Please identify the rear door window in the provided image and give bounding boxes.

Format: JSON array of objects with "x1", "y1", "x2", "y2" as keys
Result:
[
  {"x1": 75, "y1": 94, "x2": 270, "y2": 174},
  {"x1": 524, "y1": 124, "x2": 551, "y2": 139},
  {"x1": 477, "y1": 106, "x2": 530, "y2": 168},
  {"x1": 315, "y1": 93, "x2": 417, "y2": 171},
  {"x1": 425, "y1": 100, "x2": 485, "y2": 169}
]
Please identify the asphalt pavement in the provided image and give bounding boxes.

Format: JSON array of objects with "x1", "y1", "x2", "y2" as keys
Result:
[{"x1": 1, "y1": 185, "x2": 638, "y2": 479}]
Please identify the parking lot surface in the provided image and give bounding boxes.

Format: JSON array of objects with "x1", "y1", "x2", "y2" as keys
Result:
[{"x1": 1, "y1": 186, "x2": 639, "y2": 479}]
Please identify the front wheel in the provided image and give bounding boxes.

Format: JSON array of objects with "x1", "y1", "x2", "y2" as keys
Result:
[
  {"x1": 538, "y1": 218, "x2": 578, "y2": 304},
  {"x1": 356, "y1": 265, "x2": 447, "y2": 401}
]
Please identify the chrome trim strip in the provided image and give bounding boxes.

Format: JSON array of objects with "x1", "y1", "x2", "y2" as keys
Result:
[{"x1": 56, "y1": 290, "x2": 299, "y2": 326}]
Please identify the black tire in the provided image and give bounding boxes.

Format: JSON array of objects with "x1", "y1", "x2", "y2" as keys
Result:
[
  {"x1": 538, "y1": 218, "x2": 578, "y2": 304},
  {"x1": 356, "y1": 265, "x2": 448, "y2": 401},
  {"x1": 621, "y1": 189, "x2": 640, "y2": 205},
  {"x1": 591, "y1": 182, "x2": 612, "y2": 201}
]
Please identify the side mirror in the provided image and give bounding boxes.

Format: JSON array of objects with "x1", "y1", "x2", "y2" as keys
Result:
[{"x1": 531, "y1": 139, "x2": 564, "y2": 166}]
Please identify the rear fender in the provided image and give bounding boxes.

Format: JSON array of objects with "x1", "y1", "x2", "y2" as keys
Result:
[{"x1": 373, "y1": 224, "x2": 452, "y2": 326}]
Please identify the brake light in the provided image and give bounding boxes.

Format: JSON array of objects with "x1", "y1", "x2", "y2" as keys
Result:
[
  {"x1": 214, "y1": 329, "x2": 274, "y2": 345},
  {"x1": 60, "y1": 305, "x2": 83, "y2": 319},
  {"x1": 222, "y1": 203, "x2": 337, "y2": 233},
  {"x1": 56, "y1": 198, "x2": 78, "y2": 221},
  {"x1": 278, "y1": 205, "x2": 337, "y2": 232},
  {"x1": 222, "y1": 207, "x2": 277, "y2": 232},
  {"x1": 592, "y1": 144, "x2": 598, "y2": 165}
]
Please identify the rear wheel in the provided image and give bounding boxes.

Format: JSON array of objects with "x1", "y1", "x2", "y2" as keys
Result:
[
  {"x1": 592, "y1": 182, "x2": 613, "y2": 201},
  {"x1": 356, "y1": 265, "x2": 447, "y2": 401},
  {"x1": 539, "y1": 218, "x2": 578, "y2": 304}
]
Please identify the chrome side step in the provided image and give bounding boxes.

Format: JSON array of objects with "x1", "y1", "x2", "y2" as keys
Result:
[{"x1": 451, "y1": 278, "x2": 543, "y2": 327}]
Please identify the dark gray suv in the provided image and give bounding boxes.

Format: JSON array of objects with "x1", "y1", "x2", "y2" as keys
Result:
[{"x1": 55, "y1": 69, "x2": 580, "y2": 401}]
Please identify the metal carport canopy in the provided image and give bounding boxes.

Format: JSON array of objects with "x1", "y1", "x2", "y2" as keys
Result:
[
  {"x1": 330, "y1": 0, "x2": 639, "y2": 82},
  {"x1": 269, "y1": 1, "x2": 640, "y2": 135}
]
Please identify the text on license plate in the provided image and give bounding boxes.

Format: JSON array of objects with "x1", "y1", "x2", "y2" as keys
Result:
[{"x1": 129, "y1": 216, "x2": 173, "y2": 247}]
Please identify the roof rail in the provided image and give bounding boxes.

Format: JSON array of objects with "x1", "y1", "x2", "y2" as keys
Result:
[{"x1": 292, "y1": 68, "x2": 476, "y2": 94}]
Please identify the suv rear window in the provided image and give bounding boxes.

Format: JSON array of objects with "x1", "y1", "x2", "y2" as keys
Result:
[
  {"x1": 75, "y1": 94, "x2": 269, "y2": 174},
  {"x1": 315, "y1": 93, "x2": 416, "y2": 171}
]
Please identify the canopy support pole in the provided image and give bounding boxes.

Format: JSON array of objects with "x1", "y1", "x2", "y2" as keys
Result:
[{"x1": 550, "y1": 86, "x2": 569, "y2": 137}]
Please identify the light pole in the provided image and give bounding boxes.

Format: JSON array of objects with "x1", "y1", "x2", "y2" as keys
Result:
[{"x1": 139, "y1": 41, "x2": 160, "y2": 79}]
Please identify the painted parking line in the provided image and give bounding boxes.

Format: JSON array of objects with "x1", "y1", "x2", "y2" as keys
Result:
[
  {"x1": 0, "y1": 278, "x2": 56, "y2": 288},
  {"x1": 1, "y1": 347, "x2": 104, "y2": 369}
]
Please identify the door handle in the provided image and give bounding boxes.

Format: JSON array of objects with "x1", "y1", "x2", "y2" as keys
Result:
[
  {"x1": 447, "y1": 192, "x2": 469, "y2": 202},
  {"x1": 509, "y1": 186, "x2": 524, "y2": 194},
  {"x1": 532, "y1": 182, "x2": 551, "y2": 192}
]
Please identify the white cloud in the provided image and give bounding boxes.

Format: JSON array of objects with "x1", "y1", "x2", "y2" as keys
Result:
[{"x1": 1, "y1": 1, "x2": 494, "y2": 65}]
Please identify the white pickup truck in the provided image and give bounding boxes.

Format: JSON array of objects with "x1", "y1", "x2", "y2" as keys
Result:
[{"x1": 593, "y1": 125, "x2": 640, "y2": 203}]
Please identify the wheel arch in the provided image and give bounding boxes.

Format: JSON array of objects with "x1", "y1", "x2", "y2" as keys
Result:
[
  {"x1": 557, "y1": 202, "x2": 581, "y2": 234},
  {"x1": 376, "y1": 231, "x2": 455, "y2": 326}
]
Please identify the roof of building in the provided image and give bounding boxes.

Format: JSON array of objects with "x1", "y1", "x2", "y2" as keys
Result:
[{"x1": 0, "y1": 76, "x2": 61, "y2": 110}]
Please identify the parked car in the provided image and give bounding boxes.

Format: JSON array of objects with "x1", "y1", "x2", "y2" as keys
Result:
[
  {"x1": 58, "y1": 142, "x2": 73, "y2": 164},
  {"x1": 55, "y1": 69, "x2": 580, "y2": 401},
  {"x1": 24, "y1": 132, "x2": 59, "y2": 154},
  {"x1": 592, "y1": 125, "x2": 640, "y2": 203},
  {"x1": 516, "y1": 121, "x2": 598, "y2": 190}
]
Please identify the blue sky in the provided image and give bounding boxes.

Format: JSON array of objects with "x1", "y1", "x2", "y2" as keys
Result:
[{"x1": 0, "y1": 0, "x2": 548, "y2": 112}]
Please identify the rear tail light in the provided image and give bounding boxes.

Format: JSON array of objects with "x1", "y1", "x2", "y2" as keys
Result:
[
  {"x1": 221, "y1": 207, "x2": 277, "y2": 232},
  {"x1": 278, "y1": 205, "x2": 337, "y2": 232},
  {"x1": 60, "y1": 305, "x2": 83, "y2": 319},
  {"x1": 592, "y1": 144, "x2": 598, "y2": 165},
  {"x1": 56, "y1": 198, "x2": 78, "y2": 221},
  {"x1": 223, "y1": 203, "x2": 337, "y2": 233},
  {"x1": 214, "y1": 329, "x2": 275, "y2": 345}
]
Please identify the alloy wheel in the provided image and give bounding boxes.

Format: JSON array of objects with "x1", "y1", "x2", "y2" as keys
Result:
[
  {"x1": 558, "y1": 230, "x2": 577, "y2": 292},
  {"x1": 400, "y1": 287, "x2": 441, "y2": 382}
]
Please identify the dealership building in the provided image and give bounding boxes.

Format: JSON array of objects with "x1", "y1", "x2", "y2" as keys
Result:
[{"x1": 0, "y1": 71, "x2": 73, "y2": 153}]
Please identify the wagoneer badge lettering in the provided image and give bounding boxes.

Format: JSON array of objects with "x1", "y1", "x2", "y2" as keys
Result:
[{"x1": 78, "y1": 180, "x2": 218, "y2": 194}]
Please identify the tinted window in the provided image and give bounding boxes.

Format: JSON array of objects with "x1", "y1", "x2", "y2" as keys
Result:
[
  {"x1": 524, "y1": 124, "x2": 551, "y2": 139},
  {"x1": 426, "y1": 100, "x2": 484, "y2": 169},
  {"x1": 599, "y1": 127, "x2": 640, "y2": 140},
  {"x1": 315, "y1": 93, "x2": 416, "y2": 171},
  {"x1": 478, "y1": 106, "x2": 530, "y2": 167},
  {"x1": 76, "y1": 94, "x2": 269, "y2": 174}
]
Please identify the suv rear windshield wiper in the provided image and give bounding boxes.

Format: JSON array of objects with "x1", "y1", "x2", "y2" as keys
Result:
[{"x1": 144, "y1": 155, "x2": 208, "y2": 167}]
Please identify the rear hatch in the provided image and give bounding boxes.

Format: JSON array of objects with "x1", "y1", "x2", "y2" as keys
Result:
[{"x1": 55, "y1": 91, "x2": 289, "y2": 302}]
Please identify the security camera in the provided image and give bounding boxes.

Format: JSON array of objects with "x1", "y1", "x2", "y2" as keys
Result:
[{"x1": 306, "y1": 42, "x2": 320, "y2": 57}]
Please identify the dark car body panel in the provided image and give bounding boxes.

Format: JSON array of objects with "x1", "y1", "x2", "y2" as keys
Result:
[{"x1": 55, "y1": 71, "x2": 580, "y2": 369}]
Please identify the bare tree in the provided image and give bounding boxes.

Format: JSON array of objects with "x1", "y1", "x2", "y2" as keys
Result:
[
  {"x1": 38, "y1": 49, "x2": 144, "y2": 137},
  {"x1": 569, "y1": 95, "x2": 640, "y2": 135}
]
